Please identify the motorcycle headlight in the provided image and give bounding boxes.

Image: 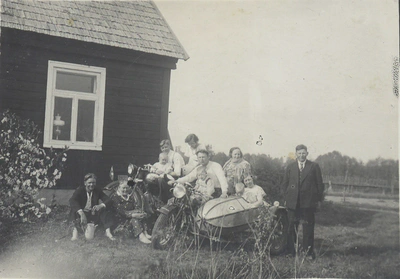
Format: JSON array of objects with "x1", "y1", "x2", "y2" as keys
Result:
[
  {"x1": 173, "y1": 184, "x2": 187, "y2": 199},
  {"x1": 273, "y1": 201, "x2": 280, "y2": 207},
  {"x1": 127, "y1": 164, "x2": 134, "y2": 175}
]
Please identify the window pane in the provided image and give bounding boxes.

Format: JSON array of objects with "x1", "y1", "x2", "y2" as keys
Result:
[
  {"x1": 55, "y1": 71, "x2": 95, "y2": 93},
  {"x1": 53, "y1": 97, "x2": 72, "y2": 141},
  {"x1": 76, "y1": 100, "x2": 95, "y2": 142}
]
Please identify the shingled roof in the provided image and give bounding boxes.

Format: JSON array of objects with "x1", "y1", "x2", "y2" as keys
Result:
[{"x1": 0, "y1": 0, "x2": 189, "y2": 60}]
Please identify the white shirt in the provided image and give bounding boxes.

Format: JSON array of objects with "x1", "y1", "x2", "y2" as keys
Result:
[
  {"x1": 166, "y1": 150, "x2": 185, "y2": 176},
  {"x1": 242, "y1": 185, "x2": 266, "y2": 204},
  {"x1": 177, "y1": 161, "x2": 228, "y2": 195},
  {"x1": 83, "y1": 192, "x2": 93, "y2": 211},
  {"x1": 297, "y1": 160, "x2": 307, "y2": 170},
  {"x1": 185, "y1": 143, "x2": 206, "y2": 166}
]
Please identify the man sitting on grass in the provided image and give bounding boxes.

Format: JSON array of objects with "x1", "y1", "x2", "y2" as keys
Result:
[{"x1": 69, "y1": 173, "x2": 115, "y2": 241}]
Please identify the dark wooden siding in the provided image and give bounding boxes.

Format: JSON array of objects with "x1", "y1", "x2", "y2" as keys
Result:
[{"x1": 0, "y1": 28, "x2": 177, "y2": 188}]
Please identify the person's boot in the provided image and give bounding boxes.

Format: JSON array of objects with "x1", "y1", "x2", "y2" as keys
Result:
[
  {"x1": 71, "y1": 228, "x2": 78, "y2": 241},
  {"x1": 139, "y1": 233, "x2": 151, "y2": 244}
]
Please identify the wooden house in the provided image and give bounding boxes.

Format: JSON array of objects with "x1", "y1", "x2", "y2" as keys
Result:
[{"x1": 0, "y1": 0, "x2": 189, "y2": 188}]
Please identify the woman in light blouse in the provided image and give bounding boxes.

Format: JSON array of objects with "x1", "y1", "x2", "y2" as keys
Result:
[{"x1": 222, "y1": 147, "x2": 252, "y2": 195}]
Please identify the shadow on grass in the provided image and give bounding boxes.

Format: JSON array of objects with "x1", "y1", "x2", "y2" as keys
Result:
[
  {"x1": 316, "y1": 201, "x2": 374, "y2": 228},
  {"x1": 320, "y1": 244, "x2": 399, "y2": 257}
]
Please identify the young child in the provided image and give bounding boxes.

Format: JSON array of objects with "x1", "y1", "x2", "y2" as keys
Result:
[
  {"x1": 151, "y1": 153, "x2": 172, "y2": 176},
  {"x1": 242, "y1": 175, "x2": 269, "y2": 207},
  {"x1": 191, "y1": 170, "x2": 214, "y2": 204}
]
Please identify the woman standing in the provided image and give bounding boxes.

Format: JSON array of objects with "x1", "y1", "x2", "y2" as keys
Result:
[
  {"x1": 222, "y1": 147, "x2": 252, "y2": 195},
  {"x1": 183, "y1": 134, "x2": 206, "y2": 175}
]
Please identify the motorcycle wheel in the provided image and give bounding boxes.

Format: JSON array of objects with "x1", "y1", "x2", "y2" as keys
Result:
[
  {"x1": 269, "y1": 210, "x2": 289, "y2": 256},
  {"x1": 151, "y1": 208, "x2": 188, "y2": 250}
]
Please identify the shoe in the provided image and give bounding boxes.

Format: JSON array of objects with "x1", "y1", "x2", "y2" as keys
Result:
[
  {"x1": 105, "y1": 229, "x2": 116, "y2": 241},
  {"x1": 139, "y1": 233, "x2": 151, "y2": 244},
  {"x1": 143, "y1": 231, "x2": 152, "y2": 240},
  {"x1": 71, "y1": 228, "x2": 78, "y2": 241}
]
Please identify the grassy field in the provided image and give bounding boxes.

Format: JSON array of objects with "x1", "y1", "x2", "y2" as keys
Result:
[{"x1": 0, "y1": 201, "x2": 399, "y2": 279}]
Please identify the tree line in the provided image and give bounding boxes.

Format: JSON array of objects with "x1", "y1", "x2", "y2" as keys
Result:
[{"x1": 212, "y1": 150, "x2": 399, "y2": 202}]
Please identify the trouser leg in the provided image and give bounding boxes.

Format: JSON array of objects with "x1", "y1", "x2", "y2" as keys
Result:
[
  {"x1": 301, "y1": 208, "x2": 315, "y2": 254},
  {"x1": 287, "y1": 209, "x2": 300, "y2": 255},
  {"x1": 73, "y1": 211, "x2": 97, "y2": 231}
]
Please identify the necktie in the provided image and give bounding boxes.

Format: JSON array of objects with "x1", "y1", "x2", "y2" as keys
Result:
[{"x1": 300, "y1": 163, "x2": 304, "y2": 172}]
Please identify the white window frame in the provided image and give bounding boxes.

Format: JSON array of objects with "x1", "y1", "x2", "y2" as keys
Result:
[{"x1": 43, "y1": 61, "x2": 106, "y2": 150}]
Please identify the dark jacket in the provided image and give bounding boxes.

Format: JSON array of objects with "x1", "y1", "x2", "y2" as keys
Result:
[
  {"x1": 281, "y1": 160, "x2": 324, "y2": 210},
  {"x1": 68, "y1": 186, "x2": 112, "y2": 221}
]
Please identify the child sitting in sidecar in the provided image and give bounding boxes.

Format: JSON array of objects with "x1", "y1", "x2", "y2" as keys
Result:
[{"x1": 235, "y1": 176, "x2": 270, "y2": 208}]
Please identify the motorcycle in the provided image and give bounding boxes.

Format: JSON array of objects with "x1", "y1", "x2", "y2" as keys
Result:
[
  {"x1": 151, "y1": 181, "x2": 289, "y2": 255},
  {"x1": 104, "y1": 164, "x2": 174, "y2": 232}
]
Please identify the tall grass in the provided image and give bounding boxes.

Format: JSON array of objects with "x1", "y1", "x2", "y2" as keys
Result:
[{"x1": 147, "y1": 206, "x2": 283, "y2": 279}]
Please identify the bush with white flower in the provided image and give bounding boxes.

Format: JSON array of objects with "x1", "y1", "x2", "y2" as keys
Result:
[{"x1": 0, "y1": 110, "x2": 68, "y2": 222}]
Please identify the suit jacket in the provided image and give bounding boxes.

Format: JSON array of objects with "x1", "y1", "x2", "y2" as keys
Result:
[
  {"x1": 68, "y1": 186, "x2": 112, "y2": 220},
  {"x1": 281, "y1": 160, "x2": 324, "y2": 210}
]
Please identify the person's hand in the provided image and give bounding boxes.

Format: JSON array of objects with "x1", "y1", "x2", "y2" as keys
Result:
[
  {"x1": 79, "y1": 212, "x2": 87, "y2": 226},
  {"x1": 167, "y1": 180, "x2": 175, "y2": 186},
  {"x1": 92, "y1": 204, "x2": 105, "y2": 212},
  {"x1": 220, "y1": 193, "x2": 228, "y2": 198}
]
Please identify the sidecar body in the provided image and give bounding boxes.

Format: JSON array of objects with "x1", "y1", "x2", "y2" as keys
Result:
[{"x1": 195, "y1": 196, "x2": 262, "y2": 236}]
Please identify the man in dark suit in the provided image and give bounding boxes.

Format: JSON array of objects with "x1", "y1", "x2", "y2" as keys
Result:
[
  {"x1": 281, "y1": 144, "x2": 324, "y2": 259},
  {"x1": 69, "y1": 173, "x2": 115, "y2": 241}
]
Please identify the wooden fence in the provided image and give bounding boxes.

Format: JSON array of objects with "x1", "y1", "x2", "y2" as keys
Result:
[{"x1": 324, "y1": 181, "x2": 399, "y2": 195}]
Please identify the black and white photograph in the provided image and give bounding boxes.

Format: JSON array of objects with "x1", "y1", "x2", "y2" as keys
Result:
[{"x1": 0, "y1": 0, "x2": 398, "y2": 278}]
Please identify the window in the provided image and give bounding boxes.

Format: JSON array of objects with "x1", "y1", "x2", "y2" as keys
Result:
[{"x1": 43, "y1": 61, "x2": 106, "y2": 150}]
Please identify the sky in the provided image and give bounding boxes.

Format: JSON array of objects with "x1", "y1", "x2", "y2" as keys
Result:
[{"x1": 154, "y1": 0, "x2": 399, "y2": 162}]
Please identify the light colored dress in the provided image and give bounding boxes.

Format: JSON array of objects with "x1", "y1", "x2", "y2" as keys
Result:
[
  {"x1": 183, "y1": 143, "x2": 206, "y2": 175},
  {"x1": 222, "y1": 158, "x2": 252, "y2": 195}
]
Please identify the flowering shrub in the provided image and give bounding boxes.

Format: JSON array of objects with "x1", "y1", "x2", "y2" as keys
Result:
[{"x1": 0, "y1": 110, "x2": 68, "y2": 222}]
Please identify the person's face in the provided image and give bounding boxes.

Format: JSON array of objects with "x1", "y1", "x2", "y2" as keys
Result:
[
  {"x1": 243, "y1": 176, "x2": 254, "y2": 188},
  {"x1": 85, "y1": 178, "x2": 96, "y2": 193},
  {"x1": 119, "y1": 184, "x2": 131, "y2": 196},
  {"x1": 160, "y1": 157, "x2": 168, "y2": 165},
  {"x1": 198, "y1": 172, "x2": 207, "y2": 180},
  {"x1": 197, "y1": 152, "x2": 210, "y2": 166},
  {"x1": 160, "y1": 144, "x2": 170, "y2": 153},
  {"x1": 188, "y1": 139, "x2": 198, "y2": 149},
  {"x1": 296, "y1": 149, "x2": 308, "y2": 162},
  {"x1": 231, "y1": 149, "x2": 242, "y2": 161}
]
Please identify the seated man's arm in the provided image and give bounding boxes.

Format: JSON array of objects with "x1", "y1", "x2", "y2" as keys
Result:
[{"x1": 176, "y1": 168, "x2": 197, "y2": 184}]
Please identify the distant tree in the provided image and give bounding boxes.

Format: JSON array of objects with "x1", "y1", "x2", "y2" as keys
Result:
[
  {"x1": 244, "y1": 153, "x2": 285, "y2": 203},
  {"x1": 212, "y1": 152, "x2": 229, "y2": 167}
]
